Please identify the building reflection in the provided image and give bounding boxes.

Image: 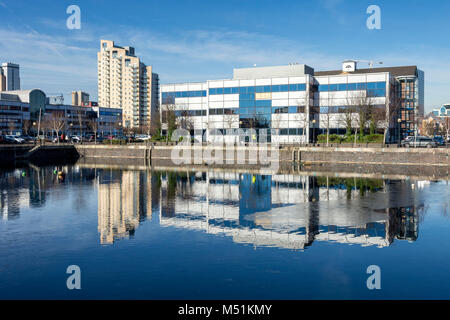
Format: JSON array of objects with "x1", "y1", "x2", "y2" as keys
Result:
[
  {"x1": 0, "y1": 166, "x2": 426, "y2": 249},
  {"x1": 97, "y1": 170, "x2": 153, "y2": 244},
  {"x1": 0, "y1": 166, "x2": 96, "y2": 220},
  {"x1": 158, "y1": 172, "x2": 422, "y2": 251}
]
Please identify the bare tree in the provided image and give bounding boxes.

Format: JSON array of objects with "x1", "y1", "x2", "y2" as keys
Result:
[
  {"x1": 22, "y1": 119, "x2": 33, "y2": 136},
  {"x1": 346, "y1": 92, "x2": 376, "y2": 138},
  {"x1": 47, "y1": 111, "x2": 66, "y2": 144},
  {"x1": 88, "y1": 118, "x2": 98, "y2": 144},
  {"x1": 8, "y1": 120, "x2": 16, "y2": 135},
  {"x1": 77, "y1": 109, "x2": 84, "y2": 137}
]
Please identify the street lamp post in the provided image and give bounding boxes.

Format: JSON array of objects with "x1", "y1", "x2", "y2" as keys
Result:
[
  {"x1": 312, "y1": 119, "x2": 316, "y2": 144},
  {"x1": 397, "y1": 118, "x2": 402, "y2": 147}
]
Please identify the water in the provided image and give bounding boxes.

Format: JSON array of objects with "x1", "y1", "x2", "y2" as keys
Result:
[{"x1": 0, "y1": 164, "x2": 449, "y2": 299}]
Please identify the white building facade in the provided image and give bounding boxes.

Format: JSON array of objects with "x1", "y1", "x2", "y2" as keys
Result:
[{"x1": 160, "y1": 62, "x2": 424, "y2": 144}]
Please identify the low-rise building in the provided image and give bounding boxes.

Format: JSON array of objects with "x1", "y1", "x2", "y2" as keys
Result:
[
  {"x1": 0, "y1": 89, "x2": 122, "y2": 136},
  {"x1": 160, "y1": 61, "x2": 424, "y2": 144}
]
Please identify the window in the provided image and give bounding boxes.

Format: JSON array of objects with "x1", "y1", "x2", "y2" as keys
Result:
[
  {"x1": 337, "y1": 84, "x2": 347, "y2": 91},
  {"x1": 280, "y1": 85, "x2": 289, "y2": 92},
  {"x1": 224, "y1": 87, "x2": 232, "y2": 94},
  {"x1": 347, "y1": 83, "x2": 357, "y2": 90},
  {"x1": 255, "y1": 86, "x2": 264, "y2": 93},
  {"x1": 318, "y1": 84, "x2": 328, "y2": 92},
  {"x1": 272, "y1": 85, "x2": 281, "y2": 92},
  {"x1": 367, "y1": 82, "x2": 377, "y2": 90},
  {"x1": 288, "y1": 106, "x2": 297, "y2": 113}
]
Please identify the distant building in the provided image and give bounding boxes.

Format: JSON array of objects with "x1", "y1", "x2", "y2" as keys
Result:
[
  {"x1": 46, "y1": 94, "x2": 64, "y2": 105},
  {"x1": 1, "y1": 63, "x2": 21, "y2": 91},
  {"x1": 72, "y1": 91, "x2": 90, "y2": 106},
  {"x1": 0, "y1": 69, "x2": 6, "y2": 91},
  {"x1": 432, "y1": 103, "x2": 450, "y2": 118},
  {"x1": 97, "y1": 40, "x2": 159, "y2": 129},
  {"x1": 82, "y1": 101, "x2": 98, "y2": 107},
  {"x1": 0, "y1": 88, "x2": 121, "y2": 136}
]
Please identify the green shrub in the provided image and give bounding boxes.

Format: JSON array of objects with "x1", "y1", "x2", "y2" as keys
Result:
[{"x1": 317, "y1": 133, "x2": 384, "y2": 144}]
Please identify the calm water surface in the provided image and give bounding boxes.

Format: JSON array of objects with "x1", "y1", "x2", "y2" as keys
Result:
[{"x1": 0, "y1": 165, "x2": 449, "y2": 299}]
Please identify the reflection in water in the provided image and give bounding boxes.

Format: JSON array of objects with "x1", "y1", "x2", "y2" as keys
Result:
[
  {"x1": 0, "y1": 166, "x2": 429, "y2": 250},
  {"x1": 97, "y1": 170, "x2": 154, "y2": 244},
  {"x1": 157, "y1": 172, "x2": 424, "y2": 250}
]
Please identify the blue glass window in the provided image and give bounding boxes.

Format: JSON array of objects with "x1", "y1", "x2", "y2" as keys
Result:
[
  {"x1": 319, "y1": 84, "x2": 328, "y2": 92},
  {"x1": 347, "y1": 83, "x2": 357, "y2": 90},
  {"x1": 288, "y1": 106, "x2": 297, "y2": 113},
  {"x1": 263, "y1": 85, "x2": 271, "y2": 92},
  {"x1": 329, "y1": 84, "x2": 337, "y2": 91},
  {"x1": 239, "y1": 86, "x2": 248, "y2": 94},
  {"x1": 357, "y1": 83, "x2": 366, "y2": 90},
  {"x1": 376, "y1": 81, "x2": 386, "y2": 89},
  {"x1": 217, "y1": 88, "x2": 224, "y2": 94},
  {"x1": 272, "y1": 85, "x2": 281, "y2": 92},
  {"x1": 231, "y1": 87, "x2": 239, "y2": 94},
  {"x1": 255, "y1": 86, "x2": 264, "y2": 93},
  {"x1": 367, "y1": 82, "x2": 376, "y2": 90},
  {"x1": 280, "y1": 85, "x2": 289, "y2": 92},
  {"x1": 338, "y1": 84, "x2": 347, "y2": 91},
  {"x1": 224, "y1": 87, "x2": 231, "y2": 94},
  {"x1": 247, "y1": 86, "x2": 255, "y2": 93}
]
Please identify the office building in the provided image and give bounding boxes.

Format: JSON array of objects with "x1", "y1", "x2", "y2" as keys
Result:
[
  {"x1": 97, "y1": 40, "x2": 159, "y2": 130},
  {"x1": 72, "y1": 91, "x2": 90, "y2": 106},
  {"x1": 1, "y1": 62, "x2": 21, "y2": 91},
  {"x1": 432, "y1": 103, "x2": 450, "y2": 118},
  {"x1": 0, "y1": 88, "x2": 122, "y2": 135},
  {"x1": 160, "y1": 61, "x2": 424, "y2": 143},
  {"x1": 0, "y1": 69, "x2": 6, "y2": 91}
]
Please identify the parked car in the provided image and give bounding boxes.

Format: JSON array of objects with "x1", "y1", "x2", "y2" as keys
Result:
[
  {"x1": 135, "y1": 134, "x2": 151, "y2": 142},
  {"x1": 0, "y1": 135, "x2": 12, "y2": 144},
  {"x1": 433, "y1": 136, "x2": 446, "y2": 146},
  {"x1": 19, "y1": 135, "x2": 37, "y2": 143},
  {"x1": 401, "y1": 136, "x2": 437, "y2": 148},
  {"x1": 70, "y1": 135, "x2": 82, "y2": 143},
  {"x1": 4, "y1": 135, "x2": 26, "y2": 144}
]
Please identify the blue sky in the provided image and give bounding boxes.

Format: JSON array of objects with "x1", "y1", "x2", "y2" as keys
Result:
[{"x1": 0, "y1": 0, "x2": 449, "y2": 112}]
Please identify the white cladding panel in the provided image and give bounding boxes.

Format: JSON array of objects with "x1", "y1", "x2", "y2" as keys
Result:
[
  {"x1": 272, "y1": 92, "x2": 289, "y2": 100},
  {"x1": 224, "y1": 94, "x2": 239, "y2": 101},
  {"x1": 188, "y1": 84, "x2": 203, "y2": 90},
  {"x1": 271, "y1": 99, "x2": 289, "y2": 107},
  {"x1": 224, "y1": 101, "x2": 239, "y2": 108},
  {"x1": 209, "y1": 81, "x2": 224, "y2": 88},
  {"x1": 272, "y1": 78, "x2": 289, "y2": 85},
  {"x1": 255, "y1": 78, "x2": 272, "y2": 85},
  {"x1": 209, "y1": 101, "x2": 224, "y2": 108},
  {"x1": 239, "y1": 79, "x2": 255, "y2": 87},
  {"x1": 209, "y1": 95, "x2": 223, "y2": 102},
  {"x1": 224, "y1": 80, "x2": 239, "y2": 87},
  {"x1": 161, "y1": 85, "x2": 175, "y2": 92},
  {"x1": 175, "y1": 84, "x2": 189, "y2": 91}
]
